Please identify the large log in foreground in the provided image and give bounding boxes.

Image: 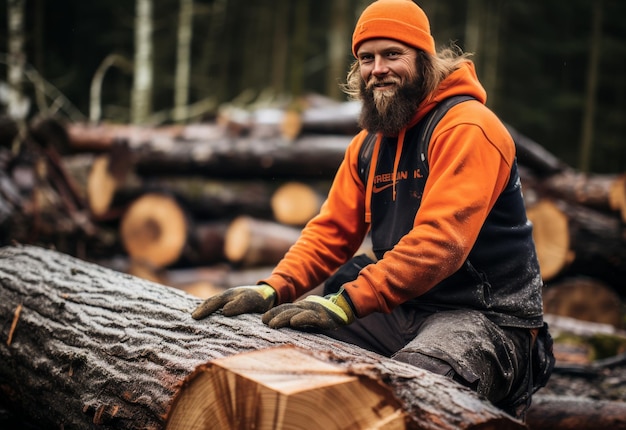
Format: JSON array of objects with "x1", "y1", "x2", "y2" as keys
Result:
[{"x1": 0, "y1": 245, "x2": 523, "y2": 430}]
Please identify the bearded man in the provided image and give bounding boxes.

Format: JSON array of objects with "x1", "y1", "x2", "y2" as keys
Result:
[{"x1": 192, "y1": 0, "x2": 553, "y2": 419}]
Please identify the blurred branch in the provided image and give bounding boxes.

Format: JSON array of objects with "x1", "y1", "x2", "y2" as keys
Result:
[
  {"x1": 0, "y1": 53, "x2": 86, "y2": 122},
  {"x1": 89, "y1": 53, "x2": 133, "y2": 124}
]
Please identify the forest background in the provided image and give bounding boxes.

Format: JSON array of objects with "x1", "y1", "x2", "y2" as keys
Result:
[{"x1": 1, "y1": 0, "x2": 624, "y2": 174}]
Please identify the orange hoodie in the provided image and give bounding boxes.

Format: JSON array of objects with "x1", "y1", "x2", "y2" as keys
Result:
[{"x1": 261, "y1": 61, "x2": 516, "y2": 317}]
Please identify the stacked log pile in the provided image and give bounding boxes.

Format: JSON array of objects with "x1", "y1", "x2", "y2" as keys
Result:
[
  {"x1": 0, "y1": 97, "x2": 624, "y2": 322},
  {"x1": 4, "y1": 98, "x2": 625, "y2": 321}
]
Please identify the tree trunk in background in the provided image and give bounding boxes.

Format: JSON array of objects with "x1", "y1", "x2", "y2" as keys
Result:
[
  {"x1": 131, "y1": 0, "x2": 154, "y2": 125},
  {"x1": 290, "y1": 0, "x2": 309, "y2": 98},
  {"x1": 271, "y1": 0, "x2": 289, "y2": 96},
  {"x1": 197, "y1": 0, "x2": 226, "y2": 103},
  {"x1": 174, "y1": 0, "x2": 193, "y2": 123},
  {"x1": 465, "y1": 0, "x2": 502, "y2": 109},
  {"x1": 481, "y1": 0, "x2": 502, "y2": 109},
  {"x1": 578, "y1": 0, "x2": 603, "y2": 173},
  {"x1": 240, "y1": 2, "x2": 271, "y2": 95},
  {"x1": 326, "y1": 0, "x2": 350, "y2": 100},
  {"x1": 7, "y1": 0, "x2": 28, "y2": 124},
  {"x1": 464, "y1": 0, "x2": 482, "y2": 57}
]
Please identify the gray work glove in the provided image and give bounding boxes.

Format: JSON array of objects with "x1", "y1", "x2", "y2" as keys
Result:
[
  {"x1": 191, "y1": 284, "x2": 277, "y2": 320},
  {"x1": 261, "y1": 288, "x2": 355, "y2": 330}
]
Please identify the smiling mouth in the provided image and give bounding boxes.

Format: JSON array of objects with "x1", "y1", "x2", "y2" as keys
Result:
[{"x1": 371, "y1": 81, "x2": 395, "y2": 90}]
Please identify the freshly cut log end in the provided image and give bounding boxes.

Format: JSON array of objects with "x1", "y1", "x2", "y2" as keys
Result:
[
  {"x1": 165, "y1": 346, "x2": 408, "y2": 430},
  {"x1": 609, "y1": 175, "x2": 626, "y2": 222},
  {"x1": 271, "y1": 181, "x2": 322, "y2": 226},
  {"x1": 224, "y1": 216, "x2": 301, "y2": 267},
  {"x1": 87, "y1": 143, "x2": 133, "y2": 217},
  {"x1": 280, "y1": 109, "x2": 303, "y2": 141},
  {"x1": 87, "y1": 155, "x2": 117, "y2": 216},
  {"x1": 543, "y1": 277, "x2": 623, "y2": 328},
  {"x1": 120, "y1": 193, "x2": 187, "y2": 267},
  {"x1": 527, "y1": 200, "x2": 572, "y2": 281}
]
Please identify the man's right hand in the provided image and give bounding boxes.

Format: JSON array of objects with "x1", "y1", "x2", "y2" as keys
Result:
[{"x1": 191, "y1": 284, "x2": 277, "y2": 320}]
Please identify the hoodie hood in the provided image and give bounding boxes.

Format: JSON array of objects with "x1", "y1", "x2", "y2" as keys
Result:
[{"x1": 409, "y1": 61, "x2": 487, "y2": 127}]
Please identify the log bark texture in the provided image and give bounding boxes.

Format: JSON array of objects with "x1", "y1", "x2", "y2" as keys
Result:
[
  {"x1": 0, "y1": 244, "x2": 524, "y2": 430},
  {"x1": 526, "y1": 395, "x2": 626, "y2": 430}
]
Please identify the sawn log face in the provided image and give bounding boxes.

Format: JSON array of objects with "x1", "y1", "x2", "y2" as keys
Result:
[{"x1": 0, "y1": 244, "x2": 523, "y2": 430}]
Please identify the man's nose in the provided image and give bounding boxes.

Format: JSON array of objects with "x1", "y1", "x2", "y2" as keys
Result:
[{"x1": 372, "y1": 57, "x2": 389, "y2": 76}]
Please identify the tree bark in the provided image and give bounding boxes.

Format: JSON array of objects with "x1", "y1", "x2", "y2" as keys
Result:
[
  {"x1": 542, "y1": 169, "x2": 623, "y2": 214},
  {"x1": 173, "y1": 0, "x2": 193, "y2": 123},
  {"x1": 65, "y1": 122, "x2": 351, "y2": 178},
  {"x1": 7, "y1": 0, "x2": 28, "y2": 123},
  {"x1": 0, "y1": 244, "x2": 524, "y2": 430},
  {"x1": 131, "y1": 0, "x2": 153, "y2": 124},
  {"x1": 527, "y1": 395, "x2": 626, "y2": 430}
]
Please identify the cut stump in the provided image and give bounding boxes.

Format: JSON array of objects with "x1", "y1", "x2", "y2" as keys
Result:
[
  {"x1": 120, "y1": 193, "x2": 188, "y2": 267},
  {"x1": 166, "y1": 346, "x2": 406, "y2": 430}
]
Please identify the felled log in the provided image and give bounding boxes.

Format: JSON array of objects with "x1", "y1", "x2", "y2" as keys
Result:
[
  {"x1": 505, "y1": 124, "x2": 569, "y2": 176},
  {"x1": 526, "y1": 198, "x2": 626, "y2": 288},
  {"x1": 111, "y1": 176, "x2": 278, "y2": 221},
  {"x1": 120, "y1": 192, "x2": 189, "y2": 268},
  {"x1": 609, "y1": 174, "x2": 626, "y2": 222},
  {"x1": 130, "y1": 134, "x2": 350, "y2": 179},
  {"x1": 86, "y1": 140, "x2": 133, "y2": 217},
  {"x1": 542, "y1": 313, "x2": 626, "y2": 368},
  {"x1": 224, "y1": 215, "x2": 302, "y2": 267},
  {"x1": 66, "y1": 122, "x2": 351, "y2": 179},
  {"x1": 542, "y1": 170, "x2": 626, "y2": 216},
  {"x1": 0, "y1": 244, "x2": 524, "y2": 430},
  {"x1": 167, "y1": 345, "x2": 408, "y2": 429},
  {"x1": 526, "y1": 395, "x2": 626, "y2": 430},
  {"x1": 542, "y1": 277, "x2": 623, "y2": 328},
  {"x1": 270, "y1": 181, "x2": 327, "y2": 226},
  {"x1": 65, "y1": 122, "x2": 199, "y2": 152},
  {"x1": 544, "y1": 313, "x2": 626, "y2": 340},
  {"x1": 526, "y1": 199, "x2": 571, "y2": 280}
]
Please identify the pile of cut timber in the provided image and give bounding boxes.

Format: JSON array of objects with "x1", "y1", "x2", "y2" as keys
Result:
[{"x1": 0, "y1": 98, "x2": 624, "y2": 326}]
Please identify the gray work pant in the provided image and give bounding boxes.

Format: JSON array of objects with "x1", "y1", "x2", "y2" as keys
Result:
[{"x1": 321, "y1": 306, "x2": 533, "y2": 419}]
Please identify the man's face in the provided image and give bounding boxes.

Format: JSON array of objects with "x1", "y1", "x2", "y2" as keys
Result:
[
  {"x1": 357, "y1": 39, "x2": 419, "y2": 112},
  {"x1": 356, "y1": 39, "x2": 423, "y2": 135}
]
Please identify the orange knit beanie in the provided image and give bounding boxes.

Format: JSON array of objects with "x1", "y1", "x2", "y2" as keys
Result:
[{"x1": 352, "y1": 0, "x2": 435, "y2": 57}]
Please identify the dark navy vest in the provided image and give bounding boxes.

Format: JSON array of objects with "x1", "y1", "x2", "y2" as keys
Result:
[{"x1": 357, "y1": 98, "x2": 544, "y2": 327}]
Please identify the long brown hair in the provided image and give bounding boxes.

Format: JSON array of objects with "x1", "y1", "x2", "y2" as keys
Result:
[{"x1": 342, "y1": 44, "x2": 473, "y2": 103}]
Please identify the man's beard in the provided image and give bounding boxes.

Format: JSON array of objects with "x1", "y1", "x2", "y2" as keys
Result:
[{"x1": 358, "y1": 76, "x2": 425, "y2": 136}]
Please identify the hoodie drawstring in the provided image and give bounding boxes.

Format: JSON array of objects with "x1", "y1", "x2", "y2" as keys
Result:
[
  {"x1": 364, "y1": 133, "x2": 382, "y2": 224},
  {"x1": 364, "y1": 128, "x2": 406, "y2": 223},
  {"x1": 392, "y1": 128, "x2": 406, "y2": 202}
]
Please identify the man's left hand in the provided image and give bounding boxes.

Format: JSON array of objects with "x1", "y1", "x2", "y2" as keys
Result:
[{"x1": 262, "y1": 288, "x2": 355, "y2": 330}]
